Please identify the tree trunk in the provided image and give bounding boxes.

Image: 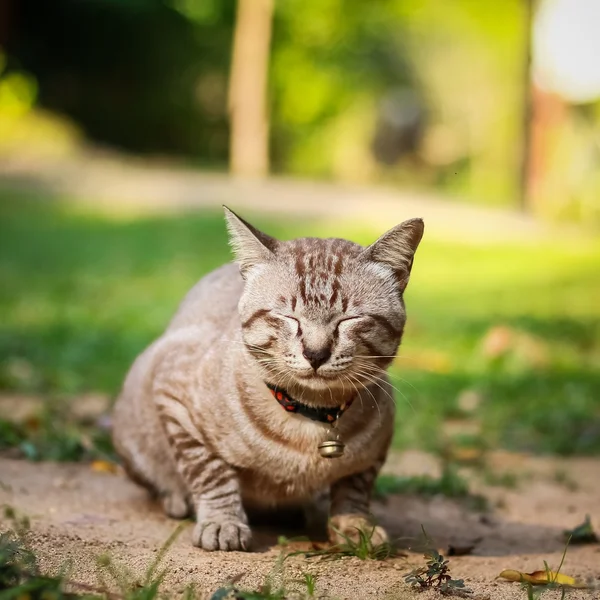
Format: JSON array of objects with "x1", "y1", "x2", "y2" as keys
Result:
[
  {"x1": 228, "y1": 0, "x2": 274, "y2": 178},
  {"x1": 518, "y1": 0, "x2": 534, "y2": 212}
]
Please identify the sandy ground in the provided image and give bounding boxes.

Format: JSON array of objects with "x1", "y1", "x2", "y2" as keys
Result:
[{"x1": 1, "y1": 453, "x2": 599, "y2": 600}]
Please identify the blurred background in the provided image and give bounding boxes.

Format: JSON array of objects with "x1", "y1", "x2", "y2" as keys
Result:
[{"x1": 0, "y1": 0, "x2": 599, "y2": 466}]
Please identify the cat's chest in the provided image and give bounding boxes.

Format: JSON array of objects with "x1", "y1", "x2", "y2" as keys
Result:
[
  {"x1": 232, "y1": 420, "x2": 381, "y2": 501},
  {"x1": 237, "y1": 450, "x2": 369, "y2": 503}
]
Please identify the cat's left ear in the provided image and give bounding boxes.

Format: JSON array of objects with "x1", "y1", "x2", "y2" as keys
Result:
[
  {"x1": 362, "y1": 218, "x2": 424, "y2": 291},
  {"x1": 223, "y1": 206, "x2": 279, "y2": 278}
]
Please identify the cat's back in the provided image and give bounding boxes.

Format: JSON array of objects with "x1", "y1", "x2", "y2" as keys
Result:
[{"x1": 166, "y1": 262, "x2": 243, "y2": 334}]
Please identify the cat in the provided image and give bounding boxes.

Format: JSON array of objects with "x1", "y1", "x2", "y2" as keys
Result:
[{"x1": 112, "y1": 207, "x2": 424, "y2": 551}]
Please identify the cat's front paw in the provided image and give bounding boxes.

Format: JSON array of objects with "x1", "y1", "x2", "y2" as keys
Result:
[
  {"x1": 328, "y1": 514, "x2": 388, "y2": 547},
  {"x1": 192, "y1": 518, "x2": 252, "y2": 552}
]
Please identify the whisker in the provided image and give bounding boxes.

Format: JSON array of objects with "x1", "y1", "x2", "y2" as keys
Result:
[
  {"x1": 353, "y1": 370, "x2": 396, "y2": 406},
  {"x1": 361, "y1": 360, "x2": 423, "y2": 398},
  {"x1": 352, "y1": 360, "x2": 417, "y2": 414},
  {"x1": 341, "y1": 373, "x2": 363, "y2": 412},
  {"x1": 354, "y1": 354, "x2": 423, "y2": 365},
  {"x1": 347, "y1": 371, "x2": 381, "y2": 419}
]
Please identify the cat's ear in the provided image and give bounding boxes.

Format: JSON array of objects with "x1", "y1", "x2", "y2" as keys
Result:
[
  {"x1": 363, "y1": 218, "x2": 424, "y2": 290},
  {"x1": 223, "y1": 206, "x2": 279, "y2": 277}
]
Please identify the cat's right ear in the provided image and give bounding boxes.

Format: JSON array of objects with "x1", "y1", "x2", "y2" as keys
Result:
[
  {"x1": 362, "y1": 218, "x2": 424, "y2": 291},
  {"x1": 223, "y1": 206, "x2": 279, "y2": 278}
]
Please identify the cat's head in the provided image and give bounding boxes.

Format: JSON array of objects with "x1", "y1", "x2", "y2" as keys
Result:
[{"x1": 224, "y1": 207, "x2": 424, "y2": 397}]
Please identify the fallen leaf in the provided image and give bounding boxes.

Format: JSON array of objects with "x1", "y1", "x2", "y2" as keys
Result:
[
  {"x1": 448, "y1": 446, "x2": 484, "y2": 463},
  {"x1": 91, "y1": 460, "x2": 119, "y2": 474},
  {"x1": 498, "y1": 569, "x2": 588, "y2": 588}
]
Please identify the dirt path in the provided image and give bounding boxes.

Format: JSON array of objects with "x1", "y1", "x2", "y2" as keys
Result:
[
  {"x1": 0, "y1": 151, "x2": 578, "y2": 245},
  {"x1": 1, "y1": 454, "x2": 599, "y2": 599}
]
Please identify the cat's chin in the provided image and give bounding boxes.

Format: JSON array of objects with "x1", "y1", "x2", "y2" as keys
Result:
[{"x1": 291, "y1": 371, "x2": 352, "y2": 392}]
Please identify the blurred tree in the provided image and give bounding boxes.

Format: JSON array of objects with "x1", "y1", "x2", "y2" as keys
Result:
[
  {"x1": 7, "y1": 0, "x2": 594, "y2": 220},
  {"x1": 229, "y1": 0, "x2": 274, "y2": 177},
  {"x1": 519, "y1": 0, "x2": 535, "y2": 212},
  {"x1": 7, "y1": 0, "x2": 236, "y2": 164}
]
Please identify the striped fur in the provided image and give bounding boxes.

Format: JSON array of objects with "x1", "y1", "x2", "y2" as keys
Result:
[{"x1": 112, "y1": 207, "x2": 424, "y2": 551}]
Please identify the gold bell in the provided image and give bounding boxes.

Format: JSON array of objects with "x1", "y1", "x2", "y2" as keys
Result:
[{"x1": 318, "y1": 439, "x2": 345, "y2": 458}]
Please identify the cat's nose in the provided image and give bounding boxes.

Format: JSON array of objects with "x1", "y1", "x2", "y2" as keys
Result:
[{"x1": 302, "y1": 345, "x2": 332, "y2": 371}]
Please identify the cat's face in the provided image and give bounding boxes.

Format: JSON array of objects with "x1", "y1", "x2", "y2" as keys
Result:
[{"x1": 225, "y1": 208, "x2": 424, "y2": 396}]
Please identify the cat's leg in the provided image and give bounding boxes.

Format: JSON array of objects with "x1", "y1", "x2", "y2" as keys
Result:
[
  {"x1": 328, "y1": 463, "x2": 387, "y2": 546},
  {"x1": 112, "y1": 391, "x2": 190, "y2": 520},
  {"x1": 302, "y1": 489, "x2": 330, "y2": 538},
  {"x1": 155, "y1": 397, "x2": 251, "y2": 551}
]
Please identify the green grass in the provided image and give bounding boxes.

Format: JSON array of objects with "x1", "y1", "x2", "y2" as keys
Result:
[
  {"x1": 1, "y1": 189, "x2": 600, "y2": 456},
  {"x1": 375, "y1": 466, "x2": 469, "y2": 499}
]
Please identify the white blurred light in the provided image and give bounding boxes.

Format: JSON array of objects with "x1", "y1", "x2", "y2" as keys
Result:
[{"x1": 533, "y1": 0, "x2": 600, "y2": 103}]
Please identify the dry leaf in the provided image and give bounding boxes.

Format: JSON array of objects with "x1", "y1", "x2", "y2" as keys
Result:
[
  {"x1": 448, "y1": 447, "x2": 484, "y2": 463},
  {"x1": 91, "y1": 460, "x2": 119, "y2": 474},
  {"x1": 498, "y1": 569, "x2": 588, "y2": 588}
]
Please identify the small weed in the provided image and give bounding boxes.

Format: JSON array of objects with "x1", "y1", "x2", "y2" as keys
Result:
[
  {"x1": 0, "y1": 505, "x2": 81, "y2": 599},
  {"x1": 95, "y1": 522, "x2": 187, "y2": 599},
  {"x1": 0, "y1": 507, "x2": 194, "y2": 600},
  {"x1": 286, "y1": 525, "x2": 396, "y2": 562},
  {"x1": 498, "y1": 535, "x2": 598, "y2": 595},
  {"x1": 563, "y1": 515, "x2": 598, "y2": 544},
  {"x1": 404, "y1": 526, "x2": 470, "y2": 595},
  {"x1": 519, "y1": 537, "x2": 571, "y2": 600},
  {"x1": 211, "y1": 550, "x2": 319, "y2": 599},
  {"x1": 299, "y1": 573, "x2": 316, "y2": 597}
]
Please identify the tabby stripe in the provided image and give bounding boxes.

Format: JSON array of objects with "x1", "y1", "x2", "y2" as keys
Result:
[
  {"x1": 202, "y1": 489, "x2": 239, "y2": 503},
  {"x1": 155, "y1": 388, "x2": 187, "y2": 407},
  {"x1": 159, "y1": 412, "x2": 184, "y2": 432},
  {"x1": 181, "y1": 462, "x2": 202, "y2": 483},
  {"x1": 176, "y1": 437, "x2": 203, "y2": 452},
  {"x1": 182, "y1": 454, "x2": 215, "y2": 481},
  {"x1": 295, "y1": 252, "x2": 307, "y2": 303},
  {"x1": 242, "y1": 308, "x2": 270, "y2": 329},
  {"x1": 356, "y1": 333, "x2": 384, "y2": 358},
  {"x1": 263, "y1": 316, "x2": 283, "y2": 329},
  {"x1": 204, "y1": 469, "x2": 236, "y2": 493},
  {"x1": 367, "y1": 314, "x2": 402, "y2": 338}
]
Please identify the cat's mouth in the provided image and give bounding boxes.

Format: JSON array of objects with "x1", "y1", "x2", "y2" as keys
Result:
[{"x1": 292, "y1": 369, "x2": 353, "y2": 388}]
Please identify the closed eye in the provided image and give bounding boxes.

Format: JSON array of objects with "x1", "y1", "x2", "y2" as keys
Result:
[
  {"x1": 273, "y1": 314, "x2": 298, "y2": 323},
  {"x1": 273, "y1": 314, "x2": 302, "y2": 335},
  {"x1": 336, "y1": 316, "x2": 365, "y2": 328}
]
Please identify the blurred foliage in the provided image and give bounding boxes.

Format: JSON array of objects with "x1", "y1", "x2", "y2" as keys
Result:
[
  {"x1": 0, "y1": 50, "x2": 82, "y2": 160},
  {"x1": 1, "y1": 192, "x2": 599, "y2": 456},
  {"x1": 6, "y1": 0, "x2": 236, "y2": 163},
  {"x1": 374, "y1": 465, "x2": 473, "y2": 501},
  {"x1": 0, "y1": 405, "x2": 114, "y2": 463},
  {"x1": 3, "y1": 0, "x2": 597, "y2": 218}
]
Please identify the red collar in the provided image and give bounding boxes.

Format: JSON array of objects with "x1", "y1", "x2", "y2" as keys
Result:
[{"x1": 266, "y1": 383, "x2": 354, "y2": 424}]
